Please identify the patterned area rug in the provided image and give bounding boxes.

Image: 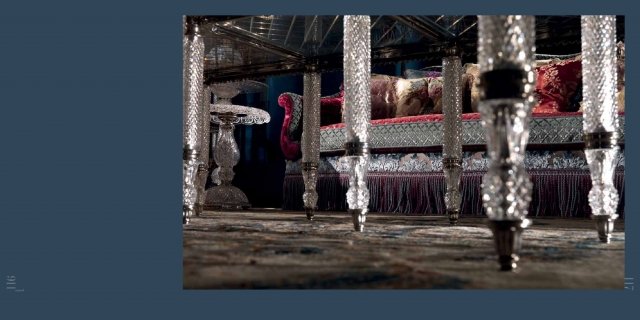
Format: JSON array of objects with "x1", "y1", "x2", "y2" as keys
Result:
[{"x1": 183, "y1": 210, "x2": 624, "y2": 289}]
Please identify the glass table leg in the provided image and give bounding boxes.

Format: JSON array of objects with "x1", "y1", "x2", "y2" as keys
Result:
[
  {"x1": 343, "y1": 15, "x2": 371, "y2": 232},
  {"x1": 581, "y1": 15, "x2": 620, "y2": 243},
  {"x1": 195, "y1": 85, "x2": 212, "y2": 216},
  {"x1": 182, "y1": 17, "x2": 205, "y2": 224},
  {"x1": 477, "y1": 15, "x2": 536, "y2": 271},
  {"x1": 442, "y1": 49, "x2": 464, "y2": 225},
  {"x1": 302, "y1": 70, "x2": 321, "y2": 220}
]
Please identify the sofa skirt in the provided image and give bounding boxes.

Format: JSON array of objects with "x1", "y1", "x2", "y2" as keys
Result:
[{"x1": 282, "y1": 169, "x2": 625, "y2": 218}]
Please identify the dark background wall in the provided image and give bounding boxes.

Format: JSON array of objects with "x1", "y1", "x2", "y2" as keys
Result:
[
  {"x1": 231, "y1": 74, "x2": 303, "y2": 209},
  {"x1": 225, "y1": 62, "x2": 426, "y2": 209}
]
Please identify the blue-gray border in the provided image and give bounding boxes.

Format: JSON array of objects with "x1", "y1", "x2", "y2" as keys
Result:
[{"x1": 0, "y1": 0, "x2": 637, "y2": 318}]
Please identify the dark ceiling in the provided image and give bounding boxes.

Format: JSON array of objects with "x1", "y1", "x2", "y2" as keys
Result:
[{"x1": 188, "y1": 15, "x2": 625, "y2": 83}]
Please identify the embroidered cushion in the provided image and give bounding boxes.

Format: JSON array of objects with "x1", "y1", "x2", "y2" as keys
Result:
[
  {"x1": 341, "y1": 75, "x2": 440, "y2": 119},
  {"x1": 370, "y1": 75, "x2": 400, "y2": 119},
  {"x1": 427, "y1": 77, "x2": 444, "y2": 114},
  {"x1": 534, "y1": 58, "x2": 582, "y2": 113},
  {"x1": 463, "y1": 63, "x2": 481, "y2": 113},
  {"x1": 395, "y1": 77, "x2": 435, "y2": 116}
]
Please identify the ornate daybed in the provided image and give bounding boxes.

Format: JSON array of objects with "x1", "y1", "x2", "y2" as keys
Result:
[{"x1": 278, "y1": 52, "x2": 626, "y2": 218}]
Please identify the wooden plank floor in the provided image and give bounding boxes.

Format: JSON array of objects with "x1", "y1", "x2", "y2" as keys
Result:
[{"x1": 183, "y1": 209, "x2": 624, "y2": 289}]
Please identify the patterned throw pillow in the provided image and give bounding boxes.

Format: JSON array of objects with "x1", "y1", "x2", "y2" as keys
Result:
[
  {"x1": 342, "y1": 75, "x2": 438, "y2": 119},
  {"x1": 463, "y1": 60, "x2": 580, "y2": 114},
  {"x1": 463, "y1": 63, "x2": 480, "y2": 113},
  {"x1": 534, "y1": 57, "x2": 582, "y2": 113},
  {"x1": 428, "y1": 77, "x2": 443, "y2": 114},
  {"x1": 396, "y1": 77, "x2": 435, "y2": 117},
  {"x1": 370, "y1": 75, "x2": 400, "y2": 119},
  {"x1": 340, "y1": 75, "x2": 401, "y2": 120},
  {"x1": 406, "y1": 64, "x2": 480, "y2": 114}
]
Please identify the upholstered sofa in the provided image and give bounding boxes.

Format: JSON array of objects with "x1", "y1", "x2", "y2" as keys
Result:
[{"x1": 278, "y1": 53, "x2": 626, "y2": 218}]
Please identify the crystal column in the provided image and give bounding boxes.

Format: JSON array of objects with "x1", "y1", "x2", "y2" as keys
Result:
[
  {"x1": 477, "y1": 15, "x2": 536, "y2": 270},
  {"x1": 581, "y1": 15, "x2": 620, "y2": 243},
  {"x1": 301, "y1": 16, "x2": 322, "y2": 221},
  {"x1": 343, "y1": 15, "x2": 371, "y2": 232},
  {"x1": 182, "y1": 17, "x2": 205, "y2": 224},
  {"x1": 195, "y1": 85, "x2": 211, "y2": 215},
  {"x1": 302, "y1": 70, "x2": 321, "y2": 220},
  {"x1": 442, "y1": 48, "x2": 464, "y2": 225}
]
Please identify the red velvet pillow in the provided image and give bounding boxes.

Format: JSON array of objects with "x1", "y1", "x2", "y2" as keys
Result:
[
  {"x1": 320, "y1": 95, "x2": 343, "y2": 126},
  {"x1": 534, "y1": 58, "x2": 582, "y2": 113}
]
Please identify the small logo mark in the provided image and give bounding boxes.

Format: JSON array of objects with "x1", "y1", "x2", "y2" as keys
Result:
[
  {"x1": 624, "y1": 277, "x2": 634, "y2": 291},
  {"x1": 5, "y1": 275, "x2": 24, "y2": 293}
]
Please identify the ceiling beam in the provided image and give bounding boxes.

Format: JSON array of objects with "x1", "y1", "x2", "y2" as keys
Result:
[
  {"x1": 390, "y1": 15, "x2": 454, "y2": 41},
  {"x1": 209, "y1": 23, "x2": 305, "y2": 61}
]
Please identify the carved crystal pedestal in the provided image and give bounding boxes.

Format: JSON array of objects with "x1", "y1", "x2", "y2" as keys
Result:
[
  {"x1": 204, "y1": 81, "x2": 270, "y2": 210},
  {"x1": 477, "y1": 15, "x2": 536, "y2": 271}
]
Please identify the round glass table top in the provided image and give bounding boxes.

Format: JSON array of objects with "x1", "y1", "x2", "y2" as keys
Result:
[
  {"x1": 210, "y1": 103, "x2": 271, "y2": 125},
  {"x1": 209, "y1": 80, "x2": 268, "y2": 99}
]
